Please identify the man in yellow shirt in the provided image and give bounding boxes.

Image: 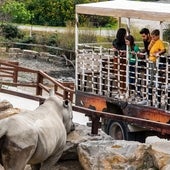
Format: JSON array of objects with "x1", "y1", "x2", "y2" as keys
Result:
[{"x1": 148, "y1": 29, "x2": 166, "y2": 86}]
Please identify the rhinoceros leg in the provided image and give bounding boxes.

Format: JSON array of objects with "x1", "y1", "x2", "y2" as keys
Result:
[
  {"x1": 2, "y1": 140, "x2": 35, "y2": 170},
  {"x1": 40, "y1": 148, "x2": 64, "y2": 170},
  {"x1": 31, "y1": 163, "x2": 41, "y2": 170}
]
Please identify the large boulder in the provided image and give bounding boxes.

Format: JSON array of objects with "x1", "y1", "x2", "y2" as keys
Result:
[
  {"x1": 0, "y1": 100, "x2": 20, "y2": 120},
  {"x1": 62, "y1": 125, "x2": 170, "y2": 170},
  {"x1": 77, "y1": 140, "x2": 152, "y2": 170},
  {"x1": 146, "y1": 136, "x2": 170, "y2": 170}
]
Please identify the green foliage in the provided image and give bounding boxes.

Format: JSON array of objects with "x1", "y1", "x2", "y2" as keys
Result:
[
  {"x1": 47, "y1": 34, "x2": 59, "y2": 47},
  {"x1": 1, "y1": 0, "x2": 33, "y2": 23},
  {"x1": 0, "y1": 24, "x2": 23, "y2": 39},
  {"x1": 17, "y1": 30, "x2": 60, "y2": 47},
  {"x1": 79, "y1": 15, "x2": 117, "y2": 28},
  {"x1": 23, "y1": 0, "x2": 75, "y2": 26},
  {"x1": 0, "y1": 0, "x2": 117, "y2": 27},
  {"x1": 20, "y1": 35, "x2": 36, "y2": 44}
]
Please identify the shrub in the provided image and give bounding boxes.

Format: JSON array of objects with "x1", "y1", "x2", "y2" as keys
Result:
[
  {"x1": 0, "y1": 24, "x2": 21, "y2": 39},
  {"x1": 46, "y1": 34, "x2": 59, "y2": 46}
]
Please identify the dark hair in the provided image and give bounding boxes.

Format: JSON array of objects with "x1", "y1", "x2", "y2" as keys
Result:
[
  {"x1": 112, "y1": 28, "x2": 126, "y2": 51},
  {"x1": 125, "y1": 35, "x2": 135, "y2": 50},
  {"x1": 116, "y1": 28, "x2": 126, "y2": 44},
  {"x1": 151, "y1": 29, "x2": 160, "y2": 36},
  {"x1": 140, "y1": 28, "x2": 150, "y2": 35},
  {"x1": 116, "y1": 28, "x2": 126, "y2": 40}
]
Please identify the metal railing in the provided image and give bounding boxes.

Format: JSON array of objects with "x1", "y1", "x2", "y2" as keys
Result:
[{"x1": 76, "y1": 48, "x2": 170, "y2": 111}]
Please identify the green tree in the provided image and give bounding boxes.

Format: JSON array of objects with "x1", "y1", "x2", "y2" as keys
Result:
[
  {"x1": 1, "y1": 0, "x2": 33, "y2": 24},
  {"x1": 1, "y1": 0, "x2": 117, "y2": 27},
  {"x1": 23, "y1": 0, "x2": 76, "y2": 26},
  {"x1": 22, "y1": 0, "x2": 112, "y2": 26}
]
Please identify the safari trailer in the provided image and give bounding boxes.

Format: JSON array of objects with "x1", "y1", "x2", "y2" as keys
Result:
[{"x1": 74, "y1": 0, "x2": 170, "y2": 142}]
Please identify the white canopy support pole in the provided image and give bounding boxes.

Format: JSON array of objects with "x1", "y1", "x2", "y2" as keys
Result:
[
  {"x1": 75, "y1": 12, "x2": 79, "y2": 90},
  {"x1": 159, "y1": 21, "x2": 163, "y2": 40},
  {"x1": 126, "y1": 18, "x2": 130, "y2": 35},
  {"x1": 75, "y1": 12, "x2": 78, "y2": 53},
  {"x1": 126, "y1": 18, "x2": 130, "y2": 98}
]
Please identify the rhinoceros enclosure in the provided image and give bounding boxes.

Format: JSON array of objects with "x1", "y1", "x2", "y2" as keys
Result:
[{"x1": 1, "y1": 0, "x2": 170, "y2": 169}]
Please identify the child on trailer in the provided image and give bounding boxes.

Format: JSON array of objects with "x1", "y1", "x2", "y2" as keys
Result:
[
  {"x1": 148, "y1": 29, "x2": 166, "y2": 86},
  {"x1": 125, "y1": 35, "x2": 140, "y2": 92}
]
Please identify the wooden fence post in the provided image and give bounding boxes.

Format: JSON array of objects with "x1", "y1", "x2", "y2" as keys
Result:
[
  {"x1": 36, "y1": 72, "x2": 43, "y2": 96},
  {"x1": 91, "y1": 115, "x2": 100, "y2": 135},
  {"x1": 13, "y1": 62, "x2": 19, "y2": 83}
]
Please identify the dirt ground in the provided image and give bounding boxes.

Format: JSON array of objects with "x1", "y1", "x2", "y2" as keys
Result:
[{"x1": 6, "y1": 54, "x2": 75, "y2": 81}]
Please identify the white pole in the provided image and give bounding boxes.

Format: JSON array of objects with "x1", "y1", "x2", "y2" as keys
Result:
[
  {"x1": 126, "y1": 18, "x2": 130, "y2": 99},
  {"x1": 159, "y1": 21, "x2": 163, "y2": 40},
  {"x1": 75, "y1": 12, "x2": 79, "y2": 90}
]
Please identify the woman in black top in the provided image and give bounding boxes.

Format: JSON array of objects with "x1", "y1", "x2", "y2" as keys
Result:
[
  {"x1": 112, "y1": 28, "x2": 126, "y2": 55},
  {"x1": 112, "y1": 28, "x2": 127, "y2": 91}
]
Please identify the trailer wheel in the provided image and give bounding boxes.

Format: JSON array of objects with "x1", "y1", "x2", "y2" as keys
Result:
[{"x1": 108, "y1": 121, "x2": 128, "y2": 140}]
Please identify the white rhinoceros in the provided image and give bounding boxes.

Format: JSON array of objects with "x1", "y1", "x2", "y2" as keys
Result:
[{"x1": 0, "y1": 96, "x2": 75, "y2": 170}]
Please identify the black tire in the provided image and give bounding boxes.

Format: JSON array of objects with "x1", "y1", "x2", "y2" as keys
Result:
[{"x1": 108, "y1": 121, "x2": 128, "y2": 140}]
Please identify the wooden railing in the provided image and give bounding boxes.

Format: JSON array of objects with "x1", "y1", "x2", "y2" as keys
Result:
[{"x1": 0, "y1": 60, "x2": 74, "y2": 104}]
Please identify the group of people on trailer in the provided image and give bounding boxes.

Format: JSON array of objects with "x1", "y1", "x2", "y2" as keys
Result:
[{"x1": 112, "y1": 27, "x2": 166, "y2": 99}]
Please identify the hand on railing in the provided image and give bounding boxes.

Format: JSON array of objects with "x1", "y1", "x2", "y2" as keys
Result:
[
  {"x1": 114, "y1": 50, "x2": 147, "y2": 60},
  {"x1": 137, "y1": 52, "x2": 147, "y2": 59},
  {"x1": 155, "y1": 52, "x2": 161, "y2": 58},
  {"x1": 119, "y1": 50, "x2": 126, "y2": 56}
]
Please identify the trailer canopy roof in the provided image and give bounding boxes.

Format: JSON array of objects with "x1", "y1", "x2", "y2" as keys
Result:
[{"x1": 76, "y1": 0, "x2": 170, "y2": 22}]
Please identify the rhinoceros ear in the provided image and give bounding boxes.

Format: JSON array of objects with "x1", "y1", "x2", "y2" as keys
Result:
[{"x1": 63, "y1": 100, "x2": 69, "y2": 108}]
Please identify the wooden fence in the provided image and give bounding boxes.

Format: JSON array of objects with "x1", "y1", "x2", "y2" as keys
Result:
[{"x1": 0, "y1": 60, "x2": 74, "y2": 104}]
